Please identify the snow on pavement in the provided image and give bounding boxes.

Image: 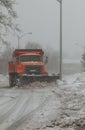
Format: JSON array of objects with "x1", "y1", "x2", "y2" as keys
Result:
[{"x1": 0, "y1": 73, "x2": 85, "y2": 130}]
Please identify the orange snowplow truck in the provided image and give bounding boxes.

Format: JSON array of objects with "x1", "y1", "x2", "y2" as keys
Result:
[{"x1": 8, "y1": 49, "x2": 59, "y2": 87}]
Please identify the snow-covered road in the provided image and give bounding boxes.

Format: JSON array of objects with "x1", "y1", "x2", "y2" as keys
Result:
[
  {"x1": 0, "y1": 73, "x2": 85, "y2": 130},
  {"x1": 0, "y1": 85, "x2": 61, "y2": 130}
]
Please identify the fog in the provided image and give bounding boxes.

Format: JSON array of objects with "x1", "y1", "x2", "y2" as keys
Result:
[
  {"x1": 1, "y1": 0, "x2": 85, "y2": 73},
  {"x1": 12, "y1": 0, "x2": 85, "y2": 61},
  {"x1": 1, "y1": 0, "x2": 85, "y2": 74}
]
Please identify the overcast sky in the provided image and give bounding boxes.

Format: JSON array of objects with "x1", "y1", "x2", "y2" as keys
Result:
[{"x1": 14, "y1": 0, "x2": 85, "y2": 60}]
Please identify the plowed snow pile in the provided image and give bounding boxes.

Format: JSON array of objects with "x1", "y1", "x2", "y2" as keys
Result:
[{"x1": 0, "y1": 73, "x2": 85, "y2": 130}]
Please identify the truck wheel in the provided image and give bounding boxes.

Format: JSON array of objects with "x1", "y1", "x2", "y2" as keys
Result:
[{"x1": 9, "y1": 74, "x2": 15, "y2": 87}]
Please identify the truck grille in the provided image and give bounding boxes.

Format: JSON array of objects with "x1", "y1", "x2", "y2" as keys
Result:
[{"x1": 25, "y1": 66, "x2": 42, "y2": 74}]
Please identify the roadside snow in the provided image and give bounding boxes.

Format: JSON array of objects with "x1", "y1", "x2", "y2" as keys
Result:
[
  {"x1": 56, "y1": 72, "x2": 85, "y2": 129},
  {"x1": 0, "y1": 74, "x2": 9, "y2": 87}
]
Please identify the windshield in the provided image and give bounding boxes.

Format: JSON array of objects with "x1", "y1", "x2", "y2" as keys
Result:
[{"x1": 20, "y1": 55, "x2": 42, "y2": 62}]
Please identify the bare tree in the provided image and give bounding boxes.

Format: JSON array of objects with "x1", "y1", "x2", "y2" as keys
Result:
[
  {"x1": 0, "y1": 0, "x2": 17, "y2": 28},
  {"x1": 0, "y1": 0, "x2": 19, "y2": 42},
  {"x1": 25, "y1": 41, "x2": 42, "y2": 49}
]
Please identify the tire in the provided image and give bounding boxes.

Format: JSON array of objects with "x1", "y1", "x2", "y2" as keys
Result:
[{"x1": 9, "y1": 74, "x2": 15, "y2": 87}]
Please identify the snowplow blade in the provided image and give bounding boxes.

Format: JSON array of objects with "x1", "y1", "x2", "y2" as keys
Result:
[{"x1": 19, "y1": 74, "x2": 60, "y2": 85}]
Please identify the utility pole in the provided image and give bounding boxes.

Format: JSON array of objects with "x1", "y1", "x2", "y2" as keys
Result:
[{"x1": 57, "y1": 0, "x2": 62, "y2": 80}]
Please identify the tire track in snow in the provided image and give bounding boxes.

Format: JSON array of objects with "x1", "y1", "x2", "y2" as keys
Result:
[
  {"x1": 0, "y1": 92, "x2": 32, "y2": 124},
  {"x1": 0, "y1": 86, "x2": 54, "y2": 130},
  {"x1": 0, "y1": 89, "x2": 47, "y2": 130},
  {"x1": 6, "y1": 95, "x2": 51, "y2": 130},
  {"x1": 0, "y1": 94, "x2": 21, "y2": 124},
  {"x1": 0, "y1": 92, "x2": 33, "y2": 130},
  {"x1": 8, "y1": 93, "x2": 33, "y2": 121}
]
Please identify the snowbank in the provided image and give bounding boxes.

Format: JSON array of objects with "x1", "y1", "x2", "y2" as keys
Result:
[{"x1": 55, "y1": 72, "x2": 85, "y2": 129}]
